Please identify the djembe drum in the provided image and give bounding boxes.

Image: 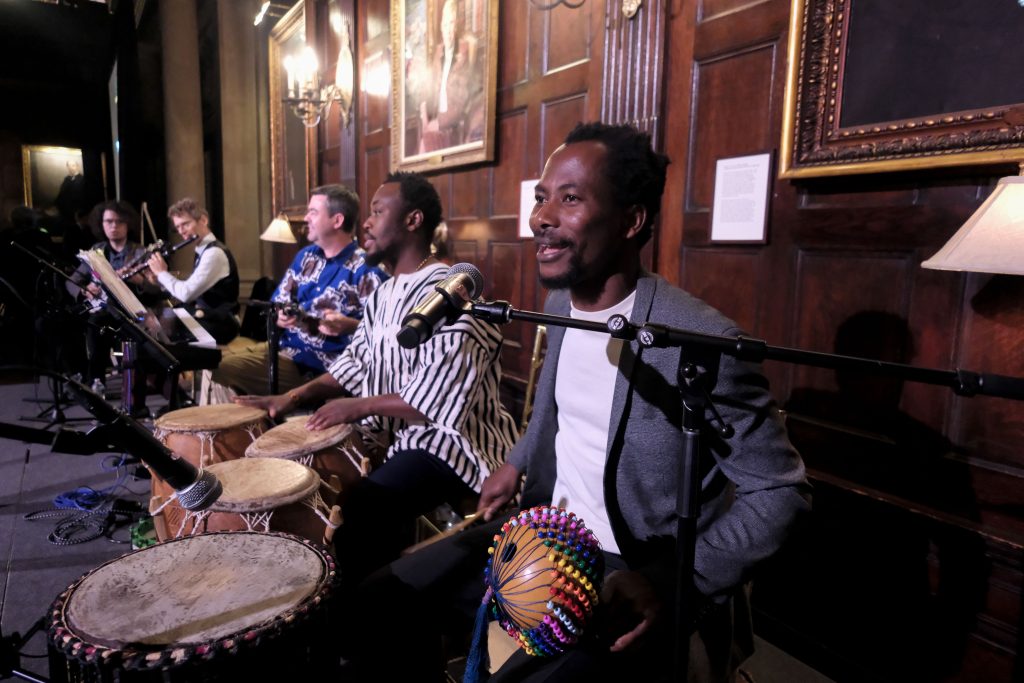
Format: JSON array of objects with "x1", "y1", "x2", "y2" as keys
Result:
[
  {"x1": 48, "y1": 531, "x2": 336, "y2": 682},
  {"x1": 485, "y1": 506, "x2": 603, "y2": 656},
  {"x1": 173, "y1": 458, "x2": 336, "y2": 545},
  {"x1": 244, "y1": 417, "x2": 384, "y2": 506},
  {"x1": 150, "y1": 405, "x2": 268, "y2": 540}
]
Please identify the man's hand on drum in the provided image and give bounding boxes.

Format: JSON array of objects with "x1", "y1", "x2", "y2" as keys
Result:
[
  {"x1": 234, "y1": 393, "x2": 293, "y2": 419},
  {"x1": 317, "y1": 310, "x2": 359, "y2": 337},
  {"x1": 477, "y1": 463, "x2": 521, "y2": 521},
  {"x1": 305, "y1": 397, "x2": 368, "y2": 431}
]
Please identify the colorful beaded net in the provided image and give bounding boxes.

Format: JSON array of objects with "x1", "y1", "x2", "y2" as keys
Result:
[{"x1": 485, "y1": 506, "x2": 603, "y2": 656}]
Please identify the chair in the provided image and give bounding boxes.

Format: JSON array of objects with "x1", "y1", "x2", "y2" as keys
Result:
[{"x1": 239, "y1": 276, "x2": 277, "y2": 341}]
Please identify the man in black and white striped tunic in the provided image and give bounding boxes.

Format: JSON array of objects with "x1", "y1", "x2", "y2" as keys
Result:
[{"x1": 237, "y1": 172, "x2": 518, "y2": 582}]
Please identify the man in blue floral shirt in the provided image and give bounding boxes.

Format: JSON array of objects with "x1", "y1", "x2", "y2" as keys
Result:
[{"x1": 201, "y1": 184, "x2": 387, "y2": 403}]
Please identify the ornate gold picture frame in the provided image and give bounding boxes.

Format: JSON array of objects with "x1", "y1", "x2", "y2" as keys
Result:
[
  {"x1": 779, "y1": 0, "x2": 1024, "y2": 178},
  {"x1": 390, "y1": 0, "x2": 498, "y2": 173}
]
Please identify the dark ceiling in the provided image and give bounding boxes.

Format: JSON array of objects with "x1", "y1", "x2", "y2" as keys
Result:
[{"x1": 0, "y1": 1, "x2": 116, "y2": 141}]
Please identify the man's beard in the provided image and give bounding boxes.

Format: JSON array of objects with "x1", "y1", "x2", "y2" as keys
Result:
[
  {"x1": 365, "y1": 242, "x2": 398, "y2": 268},
  {"x1": 538, "y1": 251, "x2": 583, "y2": 290}
]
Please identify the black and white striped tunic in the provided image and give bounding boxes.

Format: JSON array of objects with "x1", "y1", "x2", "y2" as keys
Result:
[{"x1": 327, "y1": 263, "x2": 519, "y2": 491}]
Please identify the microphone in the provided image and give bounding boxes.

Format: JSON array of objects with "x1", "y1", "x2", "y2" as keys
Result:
[
  {"x1": 397, "y1": 263, "x2": 484, "y2": 349},
  {"x1": 63, "y1": 379, "x2": 222, "y2": 511}
]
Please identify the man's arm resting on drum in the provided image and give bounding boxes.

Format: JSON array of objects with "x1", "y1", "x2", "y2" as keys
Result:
[
  {"x1": 306, "y1": 393, "x2": 426, "y2": 431},
  {"x1": 234, "y1": 372, "x2": 348, "y2": 418}
]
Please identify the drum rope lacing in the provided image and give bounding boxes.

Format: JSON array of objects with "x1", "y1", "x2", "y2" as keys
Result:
[{"x1": 162, "y1": 483, "x2": 337, "y2": 538}]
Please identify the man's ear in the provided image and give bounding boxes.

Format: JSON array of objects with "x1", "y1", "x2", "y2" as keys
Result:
[
  {"x1": 405, "y1": 208, "x2": 424, "y2": 233},
  {"x1": 198, "y1": 214, "x2": 211, "y2": 233},
  {"x1": 624, "y1": 204, "x2": 646, "y2": 240},
  {"x1": 331, "y1": 211, "x2": 346, "y2": 232}
]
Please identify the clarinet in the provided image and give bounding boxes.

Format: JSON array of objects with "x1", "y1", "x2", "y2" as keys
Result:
[{"x1": 119, "y1": 234, "x2": 199, "y2": 279}]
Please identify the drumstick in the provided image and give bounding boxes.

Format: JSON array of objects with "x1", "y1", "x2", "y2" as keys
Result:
[
  {"x1": 401, "y1": 513, "x2": 480, "y2": 556},
  {"x1": 322, "y1": 505, "x2": 343, "y2": 546}
]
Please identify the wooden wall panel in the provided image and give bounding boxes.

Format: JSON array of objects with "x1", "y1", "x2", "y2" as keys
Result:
[
  {"x1": 681, "y1": 249, "x2": 760, "y2": 334},
  {"x1": 540, "y1": 94, "x2": 588, "y2": 165},
  {"x1": 451, "y1": 238, "x2": 479, "y2": 265},
  {"x1": 449, "y1": 169, "x2": 481, "y2": 219},
  {"x1": 543, "y1": 3, "x2": 592, "y2": 73},
  {"x1": 955, "y1": 275, "x2": 1024, "y2": 467},
  {"x1": 498, "y1": 0, "x2": 529, "y2": 88},
  {"x1": 688, "y1": 45, "x2": 776, "y2": 211},
  {"x1": 699, "y1": 0, "x2": 772, "y2": 22},
  {"x1": 491, "y1": 110, "x2": 528, "y2": 218},
  {"x1": 789, "y1": 251, "x2": 911, "y2": 391},
  {"x1": 661, "y1": 0, "x2": 1024, "y2": 677},
  {"x1": 362, "y1": 50, "x2": 390, "y2": 135}
]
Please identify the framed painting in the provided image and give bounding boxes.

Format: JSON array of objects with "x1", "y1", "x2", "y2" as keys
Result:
[
  {"x1": 22, "y1": 145, "x2": 85, "y2": 218},
  {"x1": 270, "y1": 0, "x2": 313, "y2": 218},
  {"x1": 779, "y1": 0, "x2": 1024, "y2": 178},
  {"x1": 390, "y1": 0, "x2": 498, "y2": 173}
]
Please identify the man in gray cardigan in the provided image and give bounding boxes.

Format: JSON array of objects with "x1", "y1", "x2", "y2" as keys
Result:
[{"x1": 337, "y1": 123, "x2": 810, "y2": 682}]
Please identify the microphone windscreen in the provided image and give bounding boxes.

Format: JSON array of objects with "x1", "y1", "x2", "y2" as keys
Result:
[
  {"x1": 447, "y1": 262, "x2": 484, "y2": 298},
  {"x1": 175, "y1": 469, "x2": 223, "y2": 511}
]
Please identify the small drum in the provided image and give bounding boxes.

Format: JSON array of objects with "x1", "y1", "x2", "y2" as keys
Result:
[
  {"x1": 167, "y1": 458, "x2": 335, "y2": 544},
  {"x1": 48, "y1": 531, "x2": 336, "y2": 682},
  {"x1": 150, "y1": 405, "x2": 268, "y2": 541},
  {"x1": 244, "y1": 417, "x2": 384, "y2": 505}
]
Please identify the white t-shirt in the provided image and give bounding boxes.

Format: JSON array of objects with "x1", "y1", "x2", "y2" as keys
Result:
[{"x1": 550, "y1": 290, "x2": 636, "y2": 554}]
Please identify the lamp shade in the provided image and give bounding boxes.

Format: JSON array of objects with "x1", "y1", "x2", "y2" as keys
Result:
[
  {"x1": 260, "y1": 215, "x2": 296, "y2": 243},
  {"x1": 922, "y1": 176, "x2": 1024, "y2": 276}
]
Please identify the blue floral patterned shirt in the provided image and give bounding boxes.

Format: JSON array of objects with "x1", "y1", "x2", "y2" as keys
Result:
[{"x1": 272, "y1": 240, "x2": 387, "y2": 373}]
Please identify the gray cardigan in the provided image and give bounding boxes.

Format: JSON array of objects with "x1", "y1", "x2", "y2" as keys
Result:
[{"x1": 509, "y1": 273, "x2": 810, "y2": 599}]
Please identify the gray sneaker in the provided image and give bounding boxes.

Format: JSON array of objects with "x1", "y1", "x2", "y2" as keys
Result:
[{"x1": 90, "y1": 378, "x2": 106, "y2": 398}]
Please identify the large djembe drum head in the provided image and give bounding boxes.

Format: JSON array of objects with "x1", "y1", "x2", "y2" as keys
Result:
[
  {"x1": 486, "y1": 506, "x2": 603, "y2": 656},
  {"x1": 48, "y1": 531, "x2": 336, "y2": 680}
]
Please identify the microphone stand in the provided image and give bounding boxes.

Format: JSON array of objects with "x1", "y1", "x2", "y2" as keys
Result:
[
  {"x1": 8, "y1": 242, "x2": 90, "y2": 429},
  {"x1": 468, "y1": 299, "x2": 1024, "y2": 681}
]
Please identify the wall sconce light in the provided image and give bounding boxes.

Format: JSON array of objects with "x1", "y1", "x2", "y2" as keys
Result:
[
  {"x1": 282, "y1": 20, "x2": 354, "y2": 130},
  {"x1": 260, "y1": 213, "x2": 297, "y2": 243}
]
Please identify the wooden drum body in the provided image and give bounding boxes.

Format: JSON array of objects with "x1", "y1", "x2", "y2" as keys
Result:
[
  {"x1": 150, "y1": 405, "x2": 268, "y2": 540},
  {"x1": 183, "y1": 458, "x2": 335, "y2": 545},
  {"x1": 48, "y1": 531, "x2": 336, "y2": 682},
  {"x1": 244, "y1": 417, "x2": 384, "y2": 507}
]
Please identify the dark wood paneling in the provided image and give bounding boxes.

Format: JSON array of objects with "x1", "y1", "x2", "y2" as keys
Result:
[
  {"x1": 497, "y1": 0, "x2": 529, "y2": 89},
  {"x1": 543, "y1": 2, "x2": 592, "y2": 74},
  {"x1": 699, "y1": 0, "x2": 773, "y2": 23},
  {"x1": 449, "y1": 168, "x2": 481, "y2": 220},
  {"x1": 688, "y1": 44, "x2": 776, "y2": 211},
  {"x1": 361, "y1": 48, "x2": 390, "y2": 136},
  {"x1": 681, "y1": 248, "x2": 760, "y2": 334},
  {"x1": 662, "y1": 0, "x2": 1024, "y2": 676},
  {"x1": 540, "y1": 93, "x2": 588, "y2": 165},
  {"x1": 491, "y1": 109, "x2": 529, "y2": 218},
  {"x1": 451, "y1": 238, "x2": 479, "y2": 265}
]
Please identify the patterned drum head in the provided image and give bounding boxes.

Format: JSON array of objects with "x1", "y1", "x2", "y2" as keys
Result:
[
  {"x1": 205, "y1": 458, "x2": 320, "y2": 513},
  {"x1": 245, "y1": 417, "x2": 352, "y2": 460},
  {"x1": 50, "y1": 532, "x2": 334, "y2": 667},
  {"x1": 154, "y1": 405, "x2": 267, "y2": 433}
]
